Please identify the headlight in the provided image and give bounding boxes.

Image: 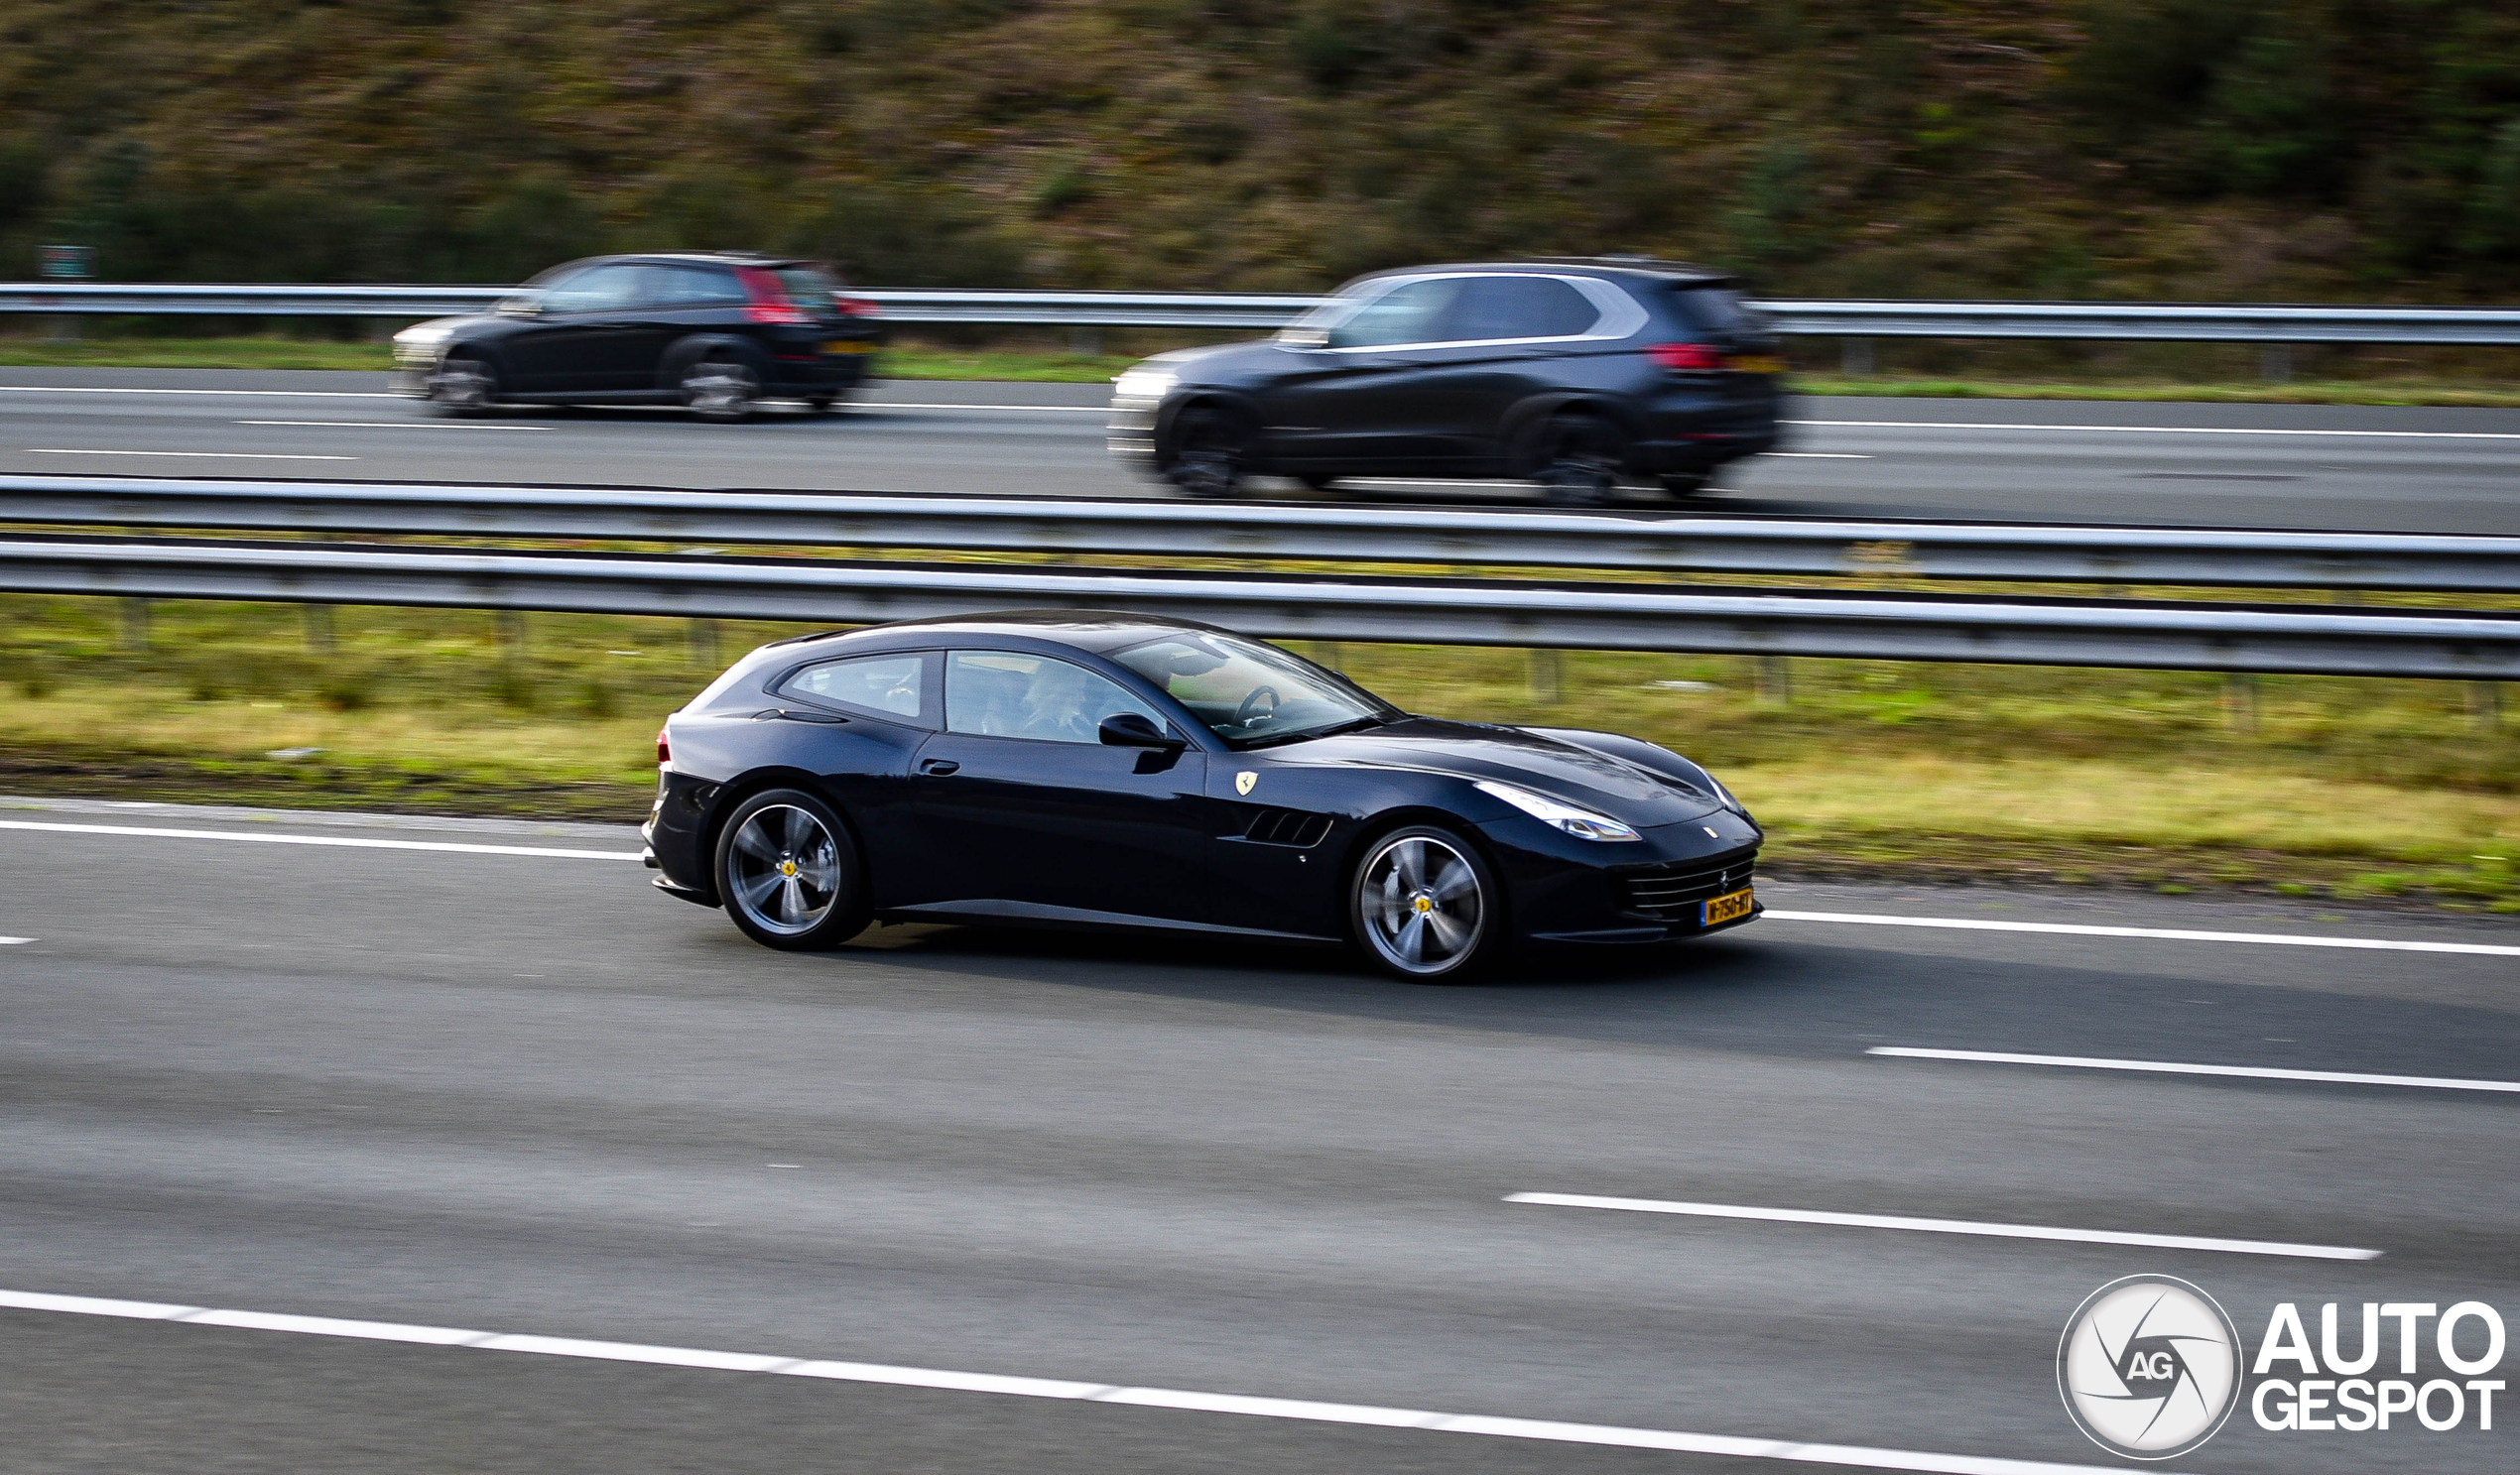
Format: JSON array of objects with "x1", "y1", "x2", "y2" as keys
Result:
[
  {"x1": 1111, "y1": 367, "x2": 1177, "y2": 401},
  {"x1": 1473, "y1": 780, "x2": 1641, "y2": 842}
]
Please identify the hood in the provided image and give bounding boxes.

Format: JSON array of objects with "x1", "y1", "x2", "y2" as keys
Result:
[
  {"x1": 392, "y1": 312, "x2": 498, "y2": 349},
  {"x1": 1135, "y1": 338, "x2": 1297, "y2": 385},
  {"x1": 1276, "y1": 716, "x2": 1725, "y2": 826}
]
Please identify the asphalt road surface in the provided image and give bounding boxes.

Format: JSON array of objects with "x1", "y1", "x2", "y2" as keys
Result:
[
  {"x1": 5, "y1": 369, "x2": 2519, "y2": 533},
  {"x1": 3, "y1": 796, "x2": 2513, "y2": 1473}
]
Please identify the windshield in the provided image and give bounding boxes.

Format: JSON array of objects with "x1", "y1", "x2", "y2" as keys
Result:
[{"x1": 1112, "y1": 633, "x2": 1393, "y2": 746}]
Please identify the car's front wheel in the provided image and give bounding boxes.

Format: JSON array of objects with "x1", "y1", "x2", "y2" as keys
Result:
[
  {"x1": 713, "y1": 789, "x2": 870, "y2": 950},
  {"x1": 430, "y1": 355, "x2": 496, "y2": 418},
  {"x1": 1349, "y1": 824, "x2": 1503, "y2": 982},
  {"x1": 1167, "y1": 405, "x2": 1249, "y2": 499}
]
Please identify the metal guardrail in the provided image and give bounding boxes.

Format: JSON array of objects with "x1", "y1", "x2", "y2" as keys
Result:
[
  {"x1": 6, "y1": 475, "x2": 2517, "y2": 594},
  {"x1": 7, "y1": 282, "x2": 2520, "y2": 343},
  {"x1": 1, "y1": 534, "x2": 2514, "y2": 679}
]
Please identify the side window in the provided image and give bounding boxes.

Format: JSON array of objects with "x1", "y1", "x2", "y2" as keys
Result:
[
  {"x1": 945, "y1": 651, "x2": 1164, "y2": 745},
  {"x1": 1328, "y1": 278, "x2": 1468, "y2": 349},
  {"x1": 652, "y1": 264, "x2": 748, "y2": 307},
  {"x1": 779, "y1": 653, "x2": 926, "y2": 721},
  {"x1": 1448, "y1": 276, "x2": 1602, "y2": 341},
  {"x1": 539, "y1": 263, "x2": 643, "y2": 314}
]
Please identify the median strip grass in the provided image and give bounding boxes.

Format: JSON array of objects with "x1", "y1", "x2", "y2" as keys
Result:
[{"x1": 2, "y1": 594, "x2": 2510, "y2": 911}]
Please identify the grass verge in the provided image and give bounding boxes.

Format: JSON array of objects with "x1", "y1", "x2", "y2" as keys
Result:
[{"x1": 3, "y1": 595, "x2": 2513, "y2": 912}]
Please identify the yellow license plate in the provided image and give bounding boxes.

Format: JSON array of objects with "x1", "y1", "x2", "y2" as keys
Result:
[
  {"x1": 1729, "y1": 355, "x2": 1784, "y2": 375},
  {"x1": 825, "y1": 340, "x2": 873, "y2": 355},
  {"x1": 1701, "y1": 887, "x2": 1755, "y2": 925}
]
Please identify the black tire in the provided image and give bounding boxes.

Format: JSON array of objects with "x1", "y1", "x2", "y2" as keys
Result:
[
  {"x1": 1348, "y1": 823, "x2": 1505, "y2": 982},
  {"x1": 1532, "y1": 412, "x2": 1622, "y2": 507},
  {"x1": 806, "y1": 394, "x2": 837, "y2": 414},
  {"x1": 1297, "y1": 472, "x2": 1339, "y2": 493},
  {"x1": 1166, "y1": 404, "x2": 1249, "y2": 499},
  {"x1": 430, "y1": 354, "x2": 496, "y2": 418},
  {"x1": 682, "y1": 356, "x2": 762, "y2": 423},
  {"x1": 1657, "y1": 472, "x2": 1711, "y2": 497},
  {"x1": 712, "y1": 788, "x2": 871, "y2": 950}
]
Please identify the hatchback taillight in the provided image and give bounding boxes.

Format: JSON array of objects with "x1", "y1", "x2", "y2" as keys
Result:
[
  {"x1": 837, "y1": 296, "x2": 881, "y2": 317},
  {"x1": 1648, "y1": 341, "x2": 1728, "y2": 372},
  {"x1": 736, "y1": 267, "x2": 814, "y2": 323},
  {"x1": 656, "y1": 724, "x2": 672, "y2": 766}
]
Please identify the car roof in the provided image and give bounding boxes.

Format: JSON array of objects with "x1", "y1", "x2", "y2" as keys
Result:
[
  {"x1": 569, "y1": 251, "x2": 819, "y2": 271},
  {"x1": 1347, "y1": 257, "x2": 1732, "y2": 288},
  {"x1": 769, "y1": 609, "x2": 1239, "y2": 657}
]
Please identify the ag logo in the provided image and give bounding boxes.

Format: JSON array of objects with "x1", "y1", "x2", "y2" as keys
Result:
[
  {"x1": 2059, "y1": 1276, "x2": 2242, "y2": 1460},
  {"x1": 1234, "y1": 771, "x2": 1258, "y2": 796}
]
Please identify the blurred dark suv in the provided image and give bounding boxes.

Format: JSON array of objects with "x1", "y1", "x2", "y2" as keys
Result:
[
  {"x1": 1108, "y1": 258, "x2": 1782, "y2": 502},
  {"x1": 391, "y1": 253, "x2": 882, "y2": 422}
]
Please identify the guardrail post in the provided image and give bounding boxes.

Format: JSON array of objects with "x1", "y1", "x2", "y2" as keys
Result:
[
  {"x1": 1312, "y1": 640, "x2": 1343, "y2": 673},
  {"x1": 2258, "y1": 345, "x2": 2292, "y2": 383},
  {"x1": 1841, "y1": 338, "x2": 1874, "y2": 376},
  {"x1": 1529, "y1": 648, "x2": 1563, "y2": 705},
  {"x1": 2223, "y1": 672, "x2": 2259, "y2": 732},
  {"x1": 497, "y1": 610, "x2": 526, "y2": 657},
  {"x1": 688, "y1": 618, "x2": 720, "y2": 668},
  {"x1": 119, "y1": 597, "x2": 149, "y2": 653},
  {"x1": 1756, "y1": 655, "x2": 1791, "y2": 706},
  {"x1": 2474, "y1": 681, "x2": 2504, "y2": 733},
  {"x1": 303, "y1": 603, "x2": 334, "y2": 655}
]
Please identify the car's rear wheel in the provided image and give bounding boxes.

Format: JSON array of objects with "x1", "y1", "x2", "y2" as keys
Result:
[
  {"x1": 1297, "y1": 472, "x2": 1339, "y2": 493},
  {"x1": 430, "y1": 355, "x2": 496, "y2": 418},
  {"x1": 806, "y1": 394, "x2": 837, "y2": 414},
  {"x1": 713, "y1": 789, "x2": 870, "y2": 950},
  {"x1": 1350, "y1": 824, "x2": 1502, "y2": 982},
  {"x1": 1533, "y1": 413, "x2": 1621, "y2": 506},
  {"x1": 683, "y1": 356, "x2": 761, "y2": 423},
  {"x1": 1658, "y1": 472, "x2": 1711, "y2": 497},
  {"x1": 1167, "y1": 405, "x2": 1248, "y2": 499}
]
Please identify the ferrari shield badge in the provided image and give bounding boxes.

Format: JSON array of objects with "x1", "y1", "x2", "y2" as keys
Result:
[{"x1": 1235, "y1": 771, "x2": 1258, "y2": 796}]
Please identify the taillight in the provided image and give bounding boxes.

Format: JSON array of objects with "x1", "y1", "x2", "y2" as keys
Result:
[
  {"x1": 1648, "y1": 341, "x2": 1728, "y2": 372},
  {"x1": 837, "y1": 296, "x2": 881, "y2": 317},
  {"x1": 656, "y1": 724, "x2": 672, "y2": 765},
  {"x1": 736, "y1": 267, "x2": 813, "y2": 324},
  {"x1": 744, "y1": 303, "x2": 813, "y2": 324}
]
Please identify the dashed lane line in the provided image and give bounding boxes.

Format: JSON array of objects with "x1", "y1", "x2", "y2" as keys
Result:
[
  {"x1": 1763, "y1": 909, "x2": 2520, "y2": 958},
  {"x1": 1870, "y1": 1046, "x2": 2520, "y2": 1095}
]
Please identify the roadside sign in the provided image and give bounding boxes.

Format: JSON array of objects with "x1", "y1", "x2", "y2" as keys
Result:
[{"x1": 39, "y1": 245, "x2": 94, "y2": 280}]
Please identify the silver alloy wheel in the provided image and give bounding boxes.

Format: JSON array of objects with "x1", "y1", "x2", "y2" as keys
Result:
[
  {"x1": 724, "y1": 803, "x2": 841, "y2": 935},
  {"x1": 684, "y1": 359, "x2": 760, "y2": 421},
  {"x1": 432, "y1": 358, "x2": 493, "y2": 412},
  {"x1": 1358, "y1": 833, "x2": 1485, "y2": 976}
]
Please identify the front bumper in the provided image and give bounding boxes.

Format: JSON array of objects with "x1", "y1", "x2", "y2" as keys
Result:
[{"x1": 1483, "y1": 809, "x2": 1765, "y2": 947}]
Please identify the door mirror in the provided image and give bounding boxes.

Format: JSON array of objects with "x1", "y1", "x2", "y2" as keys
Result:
[{"x1": 1098, "y1": 711, "x2": 1182, "y2": 749}]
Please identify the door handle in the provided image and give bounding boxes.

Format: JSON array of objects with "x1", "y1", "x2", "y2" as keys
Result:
[{"x1": 919, "y1": 758, "x2": 960, "y2": 776}]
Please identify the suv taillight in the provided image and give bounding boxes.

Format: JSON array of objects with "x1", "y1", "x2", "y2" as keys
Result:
[
  {"x1": 736, "y1": 267, "x2": 815, "y2": 323},
  {"x1": 1648, "y1": 341, "x2": 1728, "y2": 372},
  {"x1": 656, "y1": 724, "x2": 672, "y2": 765}
]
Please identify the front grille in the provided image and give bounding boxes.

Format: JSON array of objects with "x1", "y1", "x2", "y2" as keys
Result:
[
  {"x1": 1615, "y1": 848, "x2": 1758, "y2": 922},
  {"x1": 1238, "y1": 806, "x2": 1332, "y2": 848}
]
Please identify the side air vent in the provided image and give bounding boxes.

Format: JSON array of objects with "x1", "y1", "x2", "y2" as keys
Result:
[{"x1": 1239, "y1": 806, "x2": 1333, "y2": 848}]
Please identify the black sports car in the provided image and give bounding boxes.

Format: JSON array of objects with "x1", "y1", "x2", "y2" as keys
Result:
[
  {"x1": 643, "y1": 611, "x2": 1761, "y2": 980},
  {"x1": 1107, "y1": 257, "x2": 1784, "y2": 504},
  {"x1": 390, "y1": 252, "x2": 882, "y2": 421}
]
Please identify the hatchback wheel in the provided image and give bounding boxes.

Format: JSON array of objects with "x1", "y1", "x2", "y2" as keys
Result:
[
  {"x1": 1350, "y1": 824, "x2": 1502, "y2": 982},
  {"x1": 1534, "y1": 413, "x2": 1621, "y2": 506},
  {"x1": 713, "y1": 789, "x2": 870, "y2": 949},
  {"x1": 430, "y1": 355, "x2": 496, "y2": 417},
  {"x1": 683, "y1": 357, "x2": 761, "y2": 423},
  {"x1": 1168, "y1": 406, "x2": 1248, "y2": 499}
]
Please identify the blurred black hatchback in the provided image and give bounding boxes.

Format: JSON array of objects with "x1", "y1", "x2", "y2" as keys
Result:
[
  {"x1": 391, "y1": 253, "x2": 883, "y2": 422},
  {"x1": 1109, "y1": 259, "x2": 1782, "y2": 502}
]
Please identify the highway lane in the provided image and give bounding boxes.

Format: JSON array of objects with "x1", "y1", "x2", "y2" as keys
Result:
[
  {"x1": 5, "y1": 369, "x2": 2519, "y2": 533},
  {"x1": 2, "y1": 799, "x2": 2514, "y2": 1472}
]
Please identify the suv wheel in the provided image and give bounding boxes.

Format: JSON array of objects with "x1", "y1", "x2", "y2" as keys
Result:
[
  {"x1": 430, "y1": 355, "x2": 496, "y2": 417},
  {"x1": 1533, "y1": 413, "x2": 1622, "y2": 506},
  {"x1": 1167, "y1": 405, "x2": 1248, "y2": 499},
  {"x1": 683, "y1": 356, "x2": 761, "y2": 423}
]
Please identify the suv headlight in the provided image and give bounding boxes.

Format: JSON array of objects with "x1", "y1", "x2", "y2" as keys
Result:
[
  {"x1": 1473, "y1": 780, "x2": 1641, "y2": 842},
  {"x1": 1111, "y1": 367, "x2": 1177, "y2": 402}
]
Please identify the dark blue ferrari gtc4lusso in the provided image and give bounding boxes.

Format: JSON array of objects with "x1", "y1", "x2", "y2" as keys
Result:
[{"x1": 643, "y1": 611, "x2": 1760, "y2": 980}]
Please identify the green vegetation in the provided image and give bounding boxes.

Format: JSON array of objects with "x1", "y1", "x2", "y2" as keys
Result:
[
  {"x1": 4, "y1": 3, "x2": 2518, "y2": 306},
  {"x1": 3, "y1": 594, "x2": 2512, "y2": 911}
]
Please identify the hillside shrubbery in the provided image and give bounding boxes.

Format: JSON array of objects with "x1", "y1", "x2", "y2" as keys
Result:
[{"x1": 1, "y1": 0, "x2": 2515, "y2": 299}]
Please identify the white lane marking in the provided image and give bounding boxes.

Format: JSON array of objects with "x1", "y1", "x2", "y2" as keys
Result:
[
  {"x1": 1762, "y1": 452, "x2": 1874, "y2": 458},
  {"x1": 0, "y1": 936, "x2": 30, "y2": 944},
  {"x1": 1789, "y1": 418, "x2": 2520, "y2": 440},
  {"x1": 0, "y1": 819, "x2": 639, "y2": 860},
  {"x1": 24, "y1": 448, "x2": 358, "y2": 461},
  {"x1": 1505, "y1": 1191, "x2": 2378, "y2": 1261},
  {"x1": 1762, "y1": 909, "x2": 2520, "y2": 957},
  {"x1": 1870, "y1": 1046, "x2": 2520, "y2": 1095},
  {"x1": 0, "y1": 1286, "x2": 2142, "y2": 1473},
  {"x1": 235, "y1": 420, "x2": 552, "y2": 431},
  {"x1": 0, "y1": 387, "x2": 396, "y2": 399},
  {"x1": 863, "y1": 401, "x2": 1105, "y2": 413}
]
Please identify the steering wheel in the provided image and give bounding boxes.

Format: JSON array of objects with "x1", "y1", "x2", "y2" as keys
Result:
[{"x1": 1233, "y1": 685, "x2": 1282, "y2": 728}]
